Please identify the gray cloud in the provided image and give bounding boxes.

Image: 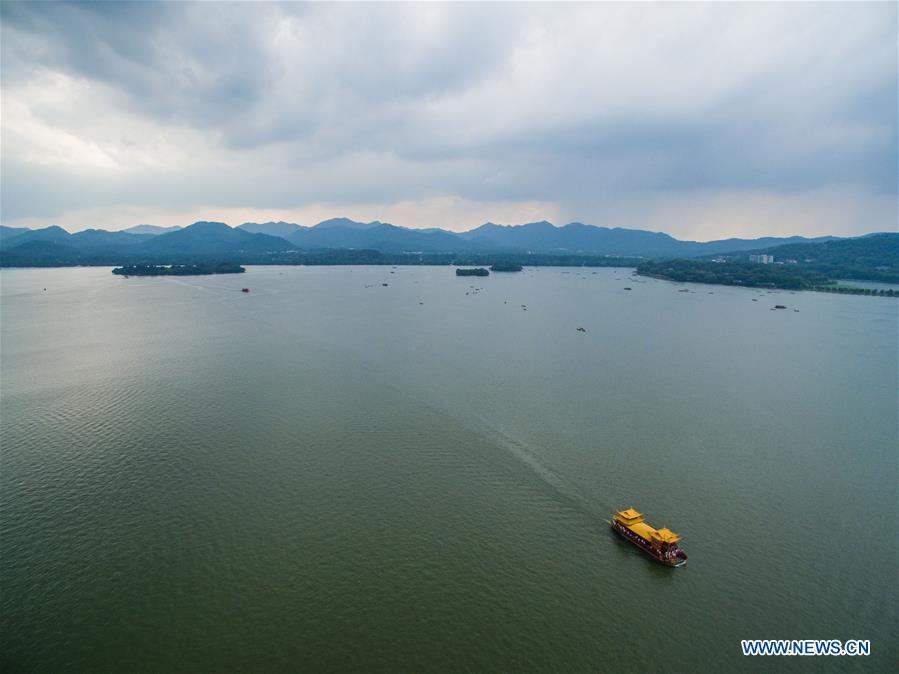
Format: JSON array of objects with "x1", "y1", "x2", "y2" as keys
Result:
[{"x1": 1, "y1": 1, "x2": 895, "y2": 238}]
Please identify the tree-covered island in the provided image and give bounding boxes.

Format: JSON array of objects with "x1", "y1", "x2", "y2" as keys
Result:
[
  {"x1": 112, "y1": 263, "x2": 246, "y2": 276},
  {"x1": 456, "y1": 267, "x2": 490, "y2": 277}
]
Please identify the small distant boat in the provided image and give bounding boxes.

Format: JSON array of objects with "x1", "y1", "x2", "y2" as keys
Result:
[
  {"x1": 624, "y1": 287, "x2": 632, "y2": 290},
  {"x1": 576, "y1": 327, "x2": 586, "y2": 332},
  {"x1": 774, "y1": 304, "x2": 786, "y2": 309},
  {"x1": 609, "y1": 508, "x2": 687, "y2": 567},
  {"x1": 241, "y1": 288, "x2": 250, "y2": 293}
]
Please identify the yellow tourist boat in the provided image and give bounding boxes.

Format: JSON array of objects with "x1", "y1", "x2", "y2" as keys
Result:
[{"x1": 609, "y1": 508, "x2": 687, "y2": 567}]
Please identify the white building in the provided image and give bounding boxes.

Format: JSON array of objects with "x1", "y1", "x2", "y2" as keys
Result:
[{"x1": 749, "y1": 254, "x2": 774, "y2": 264}]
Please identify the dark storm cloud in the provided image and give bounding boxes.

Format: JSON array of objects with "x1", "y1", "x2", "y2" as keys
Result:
[
  {"x1": 3, "y1": 1, "x2": 279, "y2": 125},
  {"x1": 3, "y1": 2, "x2": 515, "y2": 145}
]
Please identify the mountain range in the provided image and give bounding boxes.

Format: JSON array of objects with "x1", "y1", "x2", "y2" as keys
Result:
[{"x1": 0, "y1": 217, "x2": 878, "y2": 267}]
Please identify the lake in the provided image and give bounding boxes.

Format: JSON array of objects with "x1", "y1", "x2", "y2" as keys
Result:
[{"x1": 1, "y1": 266, "x2": 896, "y2": 672}]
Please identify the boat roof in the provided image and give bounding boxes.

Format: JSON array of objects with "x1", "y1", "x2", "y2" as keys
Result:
[
  {"x1": 625, "y1": 522, "x2": 681, "y2": 544},
  {"x1": 626, "y1": 522, "x2": 654, "y2": 540},
  {"x1": 617, "y1": 508, "x2": 643, "y2": 519},
  {"x1": 653, "y1": 528, "x2": 681, "y2": 543}
]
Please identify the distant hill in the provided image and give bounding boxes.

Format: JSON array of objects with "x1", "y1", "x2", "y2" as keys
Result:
[
  {"x1": 238, "y1": 221, "x2": 307, "y2": 237},
  {"x1": 725, "y1": 233, "x2": 897, "y2": 265},
  {"x1": 312, "y1": 218, "x2": 382, "y2": 230},
  {"x1": 717, "y1": 232, "x2": 898, "y2": 283},
  {"x1": 70, "y1": 229, "x2": 154, "y2": 248},
  {"x1": 0, "y1": 225, "x2": 30, "y2": 236},
  {"x1": 287, "y1": 222, "x2": 471, "y2": 252},
  {"x1": 0, "y1": 225, "x2": 72, "y2": 250},
  {"x1": 0, "y1": 226, "x2": 153, "y2": 251},
  {"x1": 699, "y1": 235, "x2": 838, "y2": 256},
  {"x1": 0, "y1": 240, "x2": 85, "y2": 266},
  {"x1": 136, "y1": 221, "x2": 297, "y2": 257},
  {"x1": 460, "y1": 221, "x2": 561, "y2": 248},
  {"x1": 123, "y1": 224, "x2": 182, "y2": 235},
  {"x1": 0, "y1": 225, "x2": 31, "y2": 246}
]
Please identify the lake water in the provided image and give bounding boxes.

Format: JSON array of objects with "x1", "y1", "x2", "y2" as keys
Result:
[{"x1": 1, "y1": 266, "x2": 896, "y2": 672}]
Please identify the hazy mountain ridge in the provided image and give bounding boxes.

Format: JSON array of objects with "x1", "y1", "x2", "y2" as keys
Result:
[
  {"x1": 1, "y1": 226, "x2": 154, "y2": 250},
  {"x1": 0, "y1": 218, "x2": 870, "y2": 268},
  {"x1": 138, "y1": 221, "x2": 298, "y2": 256},
  {"x1": 0, "y1": 225, "x2": 32, "y2": 242},
  {"x1": 310, "y1": 218, "x2": 382, "y2": 230},
  {"x1": 286, "y1": 222, "x2": 475, "y2": 252},
  {"x1": 123, "y1": 224, "x2": 182, "y2": 235},
  {"x1": 238, "y1": 221, "x2": 308, "y2": 237},
  {"x1": 229, "y1": 218, "x2": 843, "y2": 256}
]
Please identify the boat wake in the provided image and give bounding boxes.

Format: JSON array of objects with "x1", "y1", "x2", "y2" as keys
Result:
[{"x1": 471, "y1": 416, "x2": 611, "y2": 520}]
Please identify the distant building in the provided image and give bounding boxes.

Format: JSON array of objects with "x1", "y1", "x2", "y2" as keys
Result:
[{"x1": 749, "y1": 254, "x2": 774, "y2": 264}]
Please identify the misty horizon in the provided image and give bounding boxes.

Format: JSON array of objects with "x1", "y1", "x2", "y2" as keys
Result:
[{"x1": 6, "y1": 217, "x2": 890, "y2": 245}]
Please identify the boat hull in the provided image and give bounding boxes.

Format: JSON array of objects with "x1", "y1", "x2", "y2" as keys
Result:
[{"x1": 609, "y1": 520, "x2": 687, "y2": 567}]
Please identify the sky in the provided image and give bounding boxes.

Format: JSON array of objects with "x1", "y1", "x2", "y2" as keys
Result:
[{"x1": 1, "y1": 1, "x2": 896, "y2": 240}]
